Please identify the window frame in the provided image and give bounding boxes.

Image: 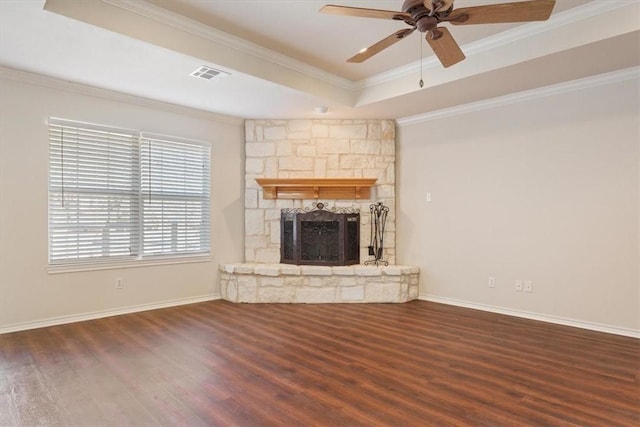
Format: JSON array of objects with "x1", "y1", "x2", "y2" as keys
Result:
[{"x1": 47, "y1": 118, "x2": 212, "y2": 273}]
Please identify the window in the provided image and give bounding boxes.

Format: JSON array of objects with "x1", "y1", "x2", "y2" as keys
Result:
[
  {"x1": 139, "y1": 134, "x2": 211, "y2": 256},
  {"x1": 48, "y1": 118, "x2": 210, "y2": 267}
]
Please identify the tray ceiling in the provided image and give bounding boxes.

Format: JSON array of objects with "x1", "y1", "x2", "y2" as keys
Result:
[{"x1": 1, "y1": 0, "x2": 638, "y2": 119}]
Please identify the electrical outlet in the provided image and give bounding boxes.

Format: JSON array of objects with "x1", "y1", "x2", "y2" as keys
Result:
[
  {"x1": 488, "y1": 276, "x2": 495, "y2": 288},
  {"x1": 426, "y1": 192, "x2": 432, "y2": 203},
  {"x1": 115, "y1": 278, "x2": 123, "y2": 290},
  {"x1": 524, "y1": 280, "x2": 533, "y2": 293},
  {"x1": 515, "y1": 280, "x2": 523, "y2": 292}
]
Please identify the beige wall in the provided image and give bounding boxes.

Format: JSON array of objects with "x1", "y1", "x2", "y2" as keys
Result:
[
  {"x1": 397, "y1": 77, "x2": 640, "y2": 332},
  {"x1": 2, "y1": 68, "x2": 638, "y2": 335},
  {"x1": 0, "y1": 71, "x2": 245, "y2": 331}
]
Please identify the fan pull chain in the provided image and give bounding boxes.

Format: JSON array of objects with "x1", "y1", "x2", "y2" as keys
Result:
[{"x1": 419, "y1": 35, "x2": 424, "y2": 88}]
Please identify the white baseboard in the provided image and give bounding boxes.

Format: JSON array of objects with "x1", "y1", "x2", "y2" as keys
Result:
[
  {"x1": 0, "y1": 294, "x2": 222, "y2": 334},
  {"x1": 5, "y1": 293, "x2": 636, "y2": 339},
  {"x1": 420, "y1": 294, "x2": 640, "y2": 339}
]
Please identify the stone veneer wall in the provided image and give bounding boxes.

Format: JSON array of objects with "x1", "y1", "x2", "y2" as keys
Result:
[
  {"x1": 219, "y1": 264, "x2": 419, "y2": 303},
  {"x1": 244, "y1": 119, "x2": 396, "y2": 265}
]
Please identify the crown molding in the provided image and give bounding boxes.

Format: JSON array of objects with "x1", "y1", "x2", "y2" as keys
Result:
[
  {"x1": 396, "y1": 66, "x2": 640, "y2": 126},
  {"x1": 103, "y1": 0, "x2": 355, "y2": 91},
  {"x1": 0, "y1": 66, "x2": 244, "y2": 126},
  {"x1": 463, "y1": 0, "x2": 639, "y2": 58},
  {"x1": 357, "y1": 0, "x2": 639, "y2": 90}
]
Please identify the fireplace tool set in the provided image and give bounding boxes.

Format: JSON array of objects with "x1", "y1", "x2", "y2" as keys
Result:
[{"x1": 366, "y1": 202, "x2": 389, "y2": 266}]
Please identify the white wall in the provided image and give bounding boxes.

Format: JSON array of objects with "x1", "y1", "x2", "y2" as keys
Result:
[
  {"x1": 397, "y1": 76, "x2": 639, "y2": 333},
  {"x1": 2, "y1": 68, "x2": 637, "y2": 336},
  {"x1": 0, "y1": 70, "x2": 245, "y2": 332}
]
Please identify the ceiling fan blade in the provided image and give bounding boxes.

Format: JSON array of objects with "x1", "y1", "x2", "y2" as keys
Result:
[
  {"x1": 320, "y1": 5, "x2": 411, "y2": 21},
  {"x1": 449, "y1": 0, "x2": 555, "y2": 25},
  {"x1": 347, "y1": 28, "x2": 416, "y2": 63},
  {"x1": 426, "y1": 27, "x2": 465, "y2": 68}
]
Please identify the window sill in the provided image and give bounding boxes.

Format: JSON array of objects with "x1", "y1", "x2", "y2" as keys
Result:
[{"x1": 47, "y1": 254, "x2": 212, "y2": 274}]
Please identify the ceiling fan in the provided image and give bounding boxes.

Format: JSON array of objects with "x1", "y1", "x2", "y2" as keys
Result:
[{"x1": 320, "y1": 0, "x2": 556, "y2": 68}]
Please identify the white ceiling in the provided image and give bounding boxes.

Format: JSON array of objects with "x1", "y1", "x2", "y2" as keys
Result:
[
  {"x1": 1, "y1": 0, "x2": 638, "y2": 120},
  {"x1": 144, "y1": 0, "x2": 593, "y2": 81}
]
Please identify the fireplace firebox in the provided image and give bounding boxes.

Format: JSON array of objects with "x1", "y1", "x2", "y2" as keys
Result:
[{"x1": 280, "y1": 203, "x2": 359, "y2": 266}]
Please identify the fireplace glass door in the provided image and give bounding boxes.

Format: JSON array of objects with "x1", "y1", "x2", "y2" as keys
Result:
[{"x1": 280, "y1": 204, "x2": 359, "y2": 266}]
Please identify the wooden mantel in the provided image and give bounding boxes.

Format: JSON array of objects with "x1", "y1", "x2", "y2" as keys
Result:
[{"x1": 255, "y1": 178, "x2": 377, "y2": 200}]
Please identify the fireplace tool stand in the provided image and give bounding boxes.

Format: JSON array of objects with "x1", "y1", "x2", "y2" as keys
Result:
[{"x1": 365, "y1": 202, "x2": 389, "y2": 266}]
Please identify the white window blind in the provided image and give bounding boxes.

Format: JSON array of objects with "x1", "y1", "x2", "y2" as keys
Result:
[
  {"x1": 49, "y1": 120, "x2": 139, "y2": 264},
  {"x1": 140, "y1": 134, "x2": 210, "y2": 257},
  {"x1": 48, "y1": 119, "x2": 210, "y2": 266}
]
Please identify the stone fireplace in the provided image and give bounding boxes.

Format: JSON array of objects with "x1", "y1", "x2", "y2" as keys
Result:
[
  {"x1": 218, "y1": 119, "x2": 419, "y2": 303},
  {"x1": 243, "y1": 119, "x2": 396, "y2": 264}
]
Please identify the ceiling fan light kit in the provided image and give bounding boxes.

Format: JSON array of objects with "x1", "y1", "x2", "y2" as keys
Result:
[{"x1": 320, "y1": 0, "x2": 556, "y2": 68}]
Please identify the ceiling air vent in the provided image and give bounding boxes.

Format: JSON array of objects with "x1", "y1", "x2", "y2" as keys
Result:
[{"x1": 190, "y1": 66, "x2": 230, "y2": 81}]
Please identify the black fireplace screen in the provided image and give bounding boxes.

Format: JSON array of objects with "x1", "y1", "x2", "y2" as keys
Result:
[{"x1": 280, "y1": 203, "x2": 359, "y2": 266}]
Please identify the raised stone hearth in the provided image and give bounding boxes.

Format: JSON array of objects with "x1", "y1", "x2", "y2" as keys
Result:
[{"x1": 220, "y1": 263, "x2": 419, "y2": 303}]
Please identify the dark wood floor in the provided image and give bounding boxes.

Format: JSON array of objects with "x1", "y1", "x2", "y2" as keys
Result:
[{"x1": 1, "y1": 300, "x2": 638, "y2": 426}]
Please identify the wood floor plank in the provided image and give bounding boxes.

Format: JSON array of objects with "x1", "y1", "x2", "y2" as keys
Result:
[{"x1": 1, "y1": 300, "x2": 638, "y2": 426}]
